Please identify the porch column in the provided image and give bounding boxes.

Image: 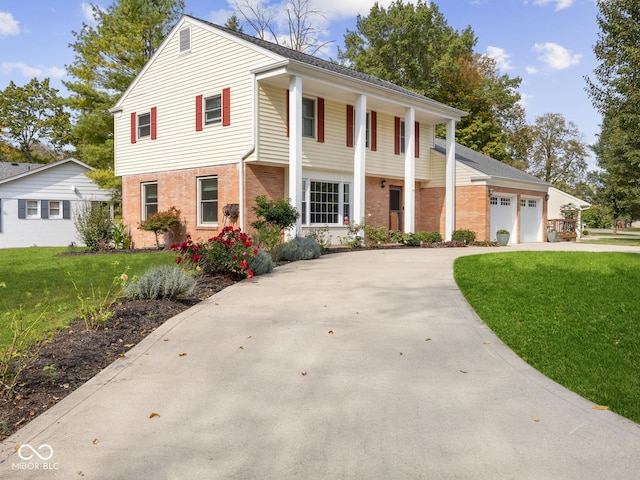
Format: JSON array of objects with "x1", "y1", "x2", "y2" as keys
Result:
[
  {"x1": 287, "y1": 75, "x2": 303, "y2": 240},
  {"x1": 353, "y1": 94, "x2": 367, "y2": 228},
  {"x1": 445, "y1": 119, "x2": 456, "y2": 241},
  {"x1": 404, "y1": 107, "x2": 415, "y2": 233}
]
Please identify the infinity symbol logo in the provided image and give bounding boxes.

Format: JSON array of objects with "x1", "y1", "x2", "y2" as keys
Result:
[{"x1": 18, "y1": 444, "x2": 54, "y2": 461}]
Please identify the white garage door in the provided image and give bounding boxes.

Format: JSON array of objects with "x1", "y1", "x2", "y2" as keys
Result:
[
  {"x1": 520, "y1": 197, "x2": 542, "y2": 242},
  {"x1": 490, "y1": 195, "x2": 517, "y2": 243}
]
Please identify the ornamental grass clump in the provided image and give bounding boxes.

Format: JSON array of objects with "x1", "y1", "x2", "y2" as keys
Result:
[
  {"x1": 276, "y1": 236, "x2": 321, "y2": 261},
  {"x1": 123, "y1": 264, "x2": 196, "y2": 300},
  {"x1": 248, "y1": 248, "x2": 276, "y2": 275}
]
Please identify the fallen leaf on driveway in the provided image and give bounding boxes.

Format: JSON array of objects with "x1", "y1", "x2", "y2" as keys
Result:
[
  {"x1": 301, "y1": 372, "x2": 307, "y2": 376},
  {"x1": 328, "y1": 330, "x2": 334, "y2": 334},
  {"x1": 425, "y1": 338, "x2": 432, "y2": 342},
  {"x1": 178, "y1": 352, "x2": 187, "y2": 356},
  {"x1": 149, "y1": 412, "x2": 160, "y2": 419},
  {"x1": 92, "y1": 438, "x2": 99, "y2": 445},
  {"x1": 532, "y1": 415, "x2": 540, "y2": 422},
  {"x1": 460, "y1": 370, "x2": 468, "y2": 374},
  {"x1": 124, "y1": 344, "x2": 135, "y2": 348},
  {"x1": 593, "y1": 405, "x2": 609, "y2": 410}
]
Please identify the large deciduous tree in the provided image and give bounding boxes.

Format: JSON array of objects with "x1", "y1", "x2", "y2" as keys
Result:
[
  {"x1": 337, "y1": 0, "x2": 523, "y2": 162},
  {"x1": 527, "y1": 113, "x2": 588, "y2": 191},
  {"x1": 585, "y1": 0, "x2": 640, "y2": 223},
  {"x1": 0, "y1": 78, "x2": 71, "y2": 163},
  {"x1": 64, "y1": 0, "x2": 184, "y2": 181}
]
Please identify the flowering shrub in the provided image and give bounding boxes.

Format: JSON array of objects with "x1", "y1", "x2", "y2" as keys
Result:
[{"x1": 171, "y1": 227, "x2": 257, "y2": 279}]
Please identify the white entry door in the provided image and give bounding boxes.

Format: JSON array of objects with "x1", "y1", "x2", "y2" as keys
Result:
[
  {"x1": 520, "y1": 197, "x2": 542, "y2": 242},
  {"x1": 490, "y1": 195, "x2": 517, "y2": 243}
]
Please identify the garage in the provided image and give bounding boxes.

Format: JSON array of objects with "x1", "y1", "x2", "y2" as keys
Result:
[
  {"x1": 490, "y1": 195, "x2": 517, "y2": 243},
  {"x1": 520, "y1": 197, "x2": 543, "y2": 242}
]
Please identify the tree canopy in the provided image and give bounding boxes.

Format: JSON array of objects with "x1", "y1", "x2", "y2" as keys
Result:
[
  {"x1": 338, "y1": 0, "x2": 523, "y2": 161},
  {"x1": 585, "y1": 0, "x2": 640, "y2": 222},
  {"x1": 0, "y1": 78, "x2": 70, "y2": 163}
]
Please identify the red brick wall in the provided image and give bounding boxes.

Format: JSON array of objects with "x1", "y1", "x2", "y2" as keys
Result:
[
  {"x1": 244, "y1": 164, "x2": 286, "y2": 234},
  {"x1": 456, "y1": 185, "x2": 490, "y2": 241},
  {"x1": 122, "y1": 164, "x2": 239, "y2": 248}
]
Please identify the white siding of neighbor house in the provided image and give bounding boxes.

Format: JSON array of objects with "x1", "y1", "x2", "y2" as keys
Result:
[
  {"x1": 0, "y1": 162, "x2": 111, "y2": 248},
  {"x1": 114, "y1": 21, "x2": 276, "y2": 177},
  {"x1": 256, "y1": 83, "x2": 436, "y2": 181}
]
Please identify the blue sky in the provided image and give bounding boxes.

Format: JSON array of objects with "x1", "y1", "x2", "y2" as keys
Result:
[{"x1": 0, "y1": 0, "x2": 600, "y2": 166}]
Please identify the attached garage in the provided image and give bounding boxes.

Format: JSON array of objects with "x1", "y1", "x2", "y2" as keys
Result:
[
  {"x1": 490, "y1": 195, "x2": 517, "y2": 243},
  {"x1": 520, "y1": 197, "x2": 543, "y2": 242}
]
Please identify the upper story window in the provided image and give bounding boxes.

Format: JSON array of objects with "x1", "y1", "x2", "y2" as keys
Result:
[
  {"x1": 179, "y1": 27, "x2": 191, "y2": 53},
  {"x1": 138, "y1": 113, "x2": 151, "y2": 139},
  {"x1": 205, "y1": 95, "x2": 222, "y2": 125},
  {"x1": 302, "y1": 97, "x2": 315, "y2": 138},
  {"x1": 142, "y1": 182, "x2": 158, "y2": 220}
]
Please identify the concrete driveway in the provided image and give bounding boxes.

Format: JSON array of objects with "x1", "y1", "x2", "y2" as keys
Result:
[{"x1": 2, "y1": 243, "x2": 640, "y2": 479}]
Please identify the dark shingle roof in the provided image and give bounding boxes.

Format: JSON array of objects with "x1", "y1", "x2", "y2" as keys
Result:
[
  {"x1": 186, "y1": 15, "x2": 465, "y2": 116},
  {"x1": 433, "y1": 138, "x2": 547, "y2": 185},
  {"x1": 0, "y1": 162, "x2": 41, "y2": 180}
]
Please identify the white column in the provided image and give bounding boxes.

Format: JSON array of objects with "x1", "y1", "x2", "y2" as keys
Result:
[
  {"x1": 353, "y1": 94, "x2": 367, "y2": 228},
  {"x1": 404, "y1": 108, "x2": 415, "y2": 233},
  {"x1": 287, "y1": 75, "x2": 302, "y2": 240},
  {"x1": 445, "y1": 119, "x2": 456, "y2": 241}
]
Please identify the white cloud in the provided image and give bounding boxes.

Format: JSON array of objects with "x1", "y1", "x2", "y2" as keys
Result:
[
  {"x1": 486, "y1": 46, "x2": 514, "y2": 71},
  {"x1": 525, "y1": 65, "x2": 539, "y2": 75},
  {"x1": 81, "y1": 2, "x2": 104, "y2": 24},
  {"x1": 534, "y1": 42, "x2": 582, "y2": 70},
  {"x1": 208, "y1": 8, "x2": 236, "y2": 25},
  {"x1": 0, "y1": 11, "x2": 20, "y2": 37},
  {"x1": 519, "y1": 92, "x2": 533, "y2": 108},
  {"x1": 1, "y1": 62, "x2": 66, "y2": 79},
  {"x1": 532, "y1": 0, "x2": 574, "y2": 11}
]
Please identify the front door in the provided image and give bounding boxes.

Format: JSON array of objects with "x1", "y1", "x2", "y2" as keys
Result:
[{"x1": 389, "y1": 186, "x2": 402, "y2": 231}]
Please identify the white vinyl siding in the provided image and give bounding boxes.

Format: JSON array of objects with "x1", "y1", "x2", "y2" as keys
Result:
[{"x1": 115, "y1": 22, "x2": 275, "y2": 176}]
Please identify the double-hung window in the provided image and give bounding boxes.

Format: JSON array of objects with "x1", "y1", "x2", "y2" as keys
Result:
[
  {"x1": 142, "y1": 182, "x2": 158, "y2": 220},
  {"x1": 204, "y1": 95, "x2": 222, "y2": 125},
  {"x1": 26, "y1": 200, "x2": 39, "y2": 219},
  {"x1": 138, "y1": 113, "x2": 151, "y2": 139},
  {"x1": 302, "y1": 97, "x2": 315, "y2": 138},
  {"x1": 301, "y1": 179, "x2": 351, "y2": 225},
  {"x1": 198, "y1": 176, "x2": 218, "y2": 225},
  {"x1": 49, "y1": 200, "x2": 62, "y2": 219}
]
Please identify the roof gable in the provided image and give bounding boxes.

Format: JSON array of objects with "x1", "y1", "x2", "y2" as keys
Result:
[
  {"x1": 0, "y1": 158, "x2": 93, "y2": 186},
  {"x1": 433, "y1": 139, "x2": 548, "y2": 186}
]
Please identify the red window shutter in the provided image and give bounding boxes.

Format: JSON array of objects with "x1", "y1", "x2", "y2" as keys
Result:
[
  {"x1": 130, "y1": 112, "x2": 137, "y2": 144},
  {"x1": 150, "y1": 107, "x2": 157, "y2": 140},
  {"x1": 317, "y1": 97, "x2": 325, "y2": 143},
  {"x1": 286, "y1": 89, "x2": 289, "y2": 138},
  {"x1": 371, "y1": 111, "x2": 377, "y2": 152},
  {"x1": 346, "y1": 105, "x2": 354, "y2": 148},
  {"x1": 394, "y1": 116, "x2": 401, "y2": 155},
  {"x1": 195, "y1": 95, "x2": 203, "y2": 131},
  {"x1": 414, "y1": 121, "x2": 419, "y2": 158},
  {"x1": 222, "y1": 87, "x2": 231, "y2": 126}
]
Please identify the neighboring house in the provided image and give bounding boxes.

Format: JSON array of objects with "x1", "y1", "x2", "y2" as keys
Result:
[
  {"x1": 0, "y1": 158, "x2": 112, "y2": 248},
  {"x1": 547, "y1": 187, "x2": 591, "y2": 239},
  {"x1": 111, "y1": 15, "x2": 550, "y2": 248}
]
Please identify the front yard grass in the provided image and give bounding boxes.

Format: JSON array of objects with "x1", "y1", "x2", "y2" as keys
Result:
[
  {"x1": 0, "y1": 247, "x2": 175, "y2": 350},
  {"x1": 454, "y1": 251, "x2": 640, "y2": 424}
]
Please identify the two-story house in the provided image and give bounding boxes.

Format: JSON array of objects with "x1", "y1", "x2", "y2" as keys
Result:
[{"x1": 112, "y1": 15, "x2": 549, "y2": 248}]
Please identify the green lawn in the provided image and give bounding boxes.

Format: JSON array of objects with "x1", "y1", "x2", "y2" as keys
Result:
[
  {"x1": 0, "y1": 247, "x2": 175, "y2": 349},
  {"x1": 581, "y1": 236, "x2": 640, "y2": 247},
  {"x1": 454, "y1": 251, "x2": 640, "y2": 424}
]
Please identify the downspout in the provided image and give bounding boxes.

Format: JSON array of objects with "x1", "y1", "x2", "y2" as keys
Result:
[{"x1": 239, "y1": 75, "x2": 258, "y2": 232}]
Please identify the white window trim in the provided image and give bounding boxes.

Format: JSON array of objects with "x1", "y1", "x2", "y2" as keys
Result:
[
  {"x1": 138, "y1": 112, "x2": 151, "y2": 139},
  {"x1": 26, "y1": 200, "x2": 40, "y2": 219},
  {"x1": 49, "y1": 200, "x2": 62, "y2": 219},
  {"x1": 301, "y1": 178, "x2": 352, "y2": 226},
  {"x1": 204, "y1": 94, "x2": 222, "y2": 126},
  {"x1": 302, "y1": 97, "x2": 316, "y2": 139},
  {"x1": 141, "y1": 182, "x2": 158, "y2": 221},
  {"x1": 197, "y1": 176, "x2": 219, "y2": 226}
]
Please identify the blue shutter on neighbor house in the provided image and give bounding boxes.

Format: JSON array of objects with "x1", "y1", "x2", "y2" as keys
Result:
[
  {"x1": 41, "y1": 200, "x2": 49, "y2": 219},
  {"x1": 63, "y1": 201, "x2": 71, "y2": 219},
  {"x1": 18, "y1": 199, "x2": 26, "y2": 219}
]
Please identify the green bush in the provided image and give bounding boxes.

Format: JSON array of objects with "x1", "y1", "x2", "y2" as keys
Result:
[
  {"x1": 123, "y1": 264, "x2": 195, "y2": 300},
  {"x1": 276, "y1": 236, "x2": 321, "y2": 261},
  {"x1": 248, "y1": 249, "x2": 276, "y2": 275},
  {"x1": 451, "y1": 229, "x2": 476, "y2": 243},
  {"x1": 362, "y1": 223, "x2": 389, "y2": 248},
  {"x1": 251, "y1": 195, "x2": 300, "y2": 255},
  {"x1": 139, "y1": 207, "x2": 181, "y2": 248},
  {"x1": 305, "y1": 226, "x2": 331, "y2": 251},
  {"x1": 74, "y1": 201, "x2": 113, "y2": 251},
  {"x1": 415, "y1": 231, "x2": 442, "y2": 243}
]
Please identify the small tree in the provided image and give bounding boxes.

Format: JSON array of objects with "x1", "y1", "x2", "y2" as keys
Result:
[
  {"x1": 139, "y1": 207, "x2": 181, "y2": 248},
  {"x1": 250, "y1": 196, "x2": 299, "y2": 255},
  {"x1": 74, "y1": 202, "x2": 113, "y2": 251}
]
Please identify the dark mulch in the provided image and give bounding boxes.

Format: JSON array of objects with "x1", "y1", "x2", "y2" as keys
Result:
[{"x1": 0, "y1": 274, "x2": 236, "y2": 441}]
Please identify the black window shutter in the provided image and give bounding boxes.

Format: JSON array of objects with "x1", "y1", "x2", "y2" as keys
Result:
[
  {"x1": 63, "y1": 201, "x2": 71, "y2": 219},
  {"x1": 18, "y1": 199, "x2": 26, "y2": 219},
  {"x1": 41, "y1": 200, "x2": 49, "y2": 219}
]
